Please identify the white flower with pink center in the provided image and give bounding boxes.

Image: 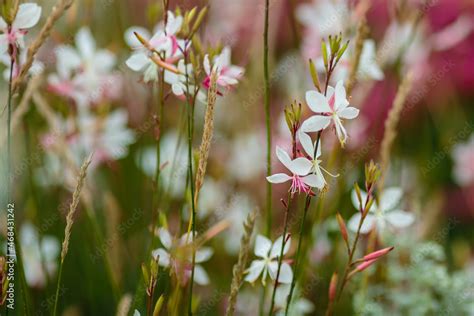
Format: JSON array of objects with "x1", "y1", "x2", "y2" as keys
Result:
[
  {"x1": 266, "y1": 146, "x2": 321, "y2": 195},
  {"x1": 452, "y1": 134, "x2": 474, "y2": 187},
  {"x1": 203, "y1": 46, "x2": 244, "y2": 92},
  {"x1": 0, "y1": 3, "x2": 42, "y2": 55},
  {"x1": 300, "y1": 80, "x2": 359, "y2": 147},
  {"x1": 125, "y1": 11, "x2": 186, "y2": 82}
]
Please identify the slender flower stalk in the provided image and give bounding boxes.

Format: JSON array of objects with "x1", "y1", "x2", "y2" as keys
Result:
[
  {"x1": 53, "y1": 155, "x2": 93, "y2": 316},
  {"x1": 263, "y1": 0, "x2": 272, "y2": 237}
]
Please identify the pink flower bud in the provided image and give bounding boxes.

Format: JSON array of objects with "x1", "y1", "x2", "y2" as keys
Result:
[
  {"x1": 328, "y1": 273, "x2": 338, "y2": 302},
  {"x1": 363, "y1": 246, "x2": 394, "y2": 261},
  {"x1": 356, "y1": 259, "x2": 377, "y2": 272}
]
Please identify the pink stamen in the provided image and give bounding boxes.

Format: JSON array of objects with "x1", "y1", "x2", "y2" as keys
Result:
[{"x1": 290, "y1": 174, "x2": 310, "y2": 194}]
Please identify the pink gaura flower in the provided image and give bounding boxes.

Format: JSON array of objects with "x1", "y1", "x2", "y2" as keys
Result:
[
  {"x1": 266, "y1": 146, "x2": 320, "y2": 195},
  {"x1": 0, "y1": 3, "x2": 42, "y2": 56},
  {"x1": 203, "y1": 46, "x2": 244, "y2": 92}
]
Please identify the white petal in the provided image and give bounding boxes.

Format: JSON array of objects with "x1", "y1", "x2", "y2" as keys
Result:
[
  {"x1": 302, "y1": 174, "x2": 325, "y2": 189},
  {"x1": 268, "y1": 261, "x2": 293, "y2": 284},
  {"x1": 76, "y1": 28, "x2": 96, "y2": 59},
  {"x1": 203, "y1": 54, "x2": 211, "y2": 75},
  {"x1": 276, "y1": 146, "x2": 292, "y2": 170},
  {"x1": 158, "y1": 228, "x2": 172, "y2": 249},
  {"x1": 351, "y1": 188, "x2": 366, "y2": 210},
  {"x1": 334, "y1": 80, "x2": 349, "y2": 110},
  {"x1": 289, "y1": 157, "x2": 313, "y2": 176},
  {"x1": 171, "y1": 83, "x2": 184, "y2": 96},
  {"x1": 193, "y1": 265, "x2": 210, "y2": 285},
  {"x1": 0, "y1": 35, "x2": 8, "y2": 55},
  {"x1": 385, "y1": 210, "x2": 415, "y2": 228},
  {"x1": 244, "y1": 260, "x2": 265, "y2": 283},
  {"x1": 13, "y1": 3, "x2": 41, "y2": 29},
  {"x1": 379, "y1": 187, "x2": 403, "y2": 211},
  {"x1": 152, "y1": 248, "x2": 170, "y2": 267},
  {"x1": 298, "y1": 130, "x2": 314, "y2": 157},
  {"x1": 278, "y1": 262, "x2": 293, "y2": 284},
  {"x1": 347, "y1": 213, "x2": 376, "y2": 234},
  {"x1": 255, "y1": 235, "x2": 272, "y2": 257},
  {"x1": 300, "y1": 115, "x2": 331, "y2": 133},
  {"x1": 124, "y1": 26, "x2": 151, "y2": 47},
  {"x1": 270, "y1": 235, "x2": 291, "y2": 258},
  {"x1": 133, "y1": 310, "x2": 141, "y2": 316},
  {"x1": 306, "y1": 90, "x2": 331, "y2": 113},
  {"x1": 338, "y1": 107, "x2": 359, "y2": 119},
  {"x1": 126, "y1": 53, "x2": 149, "y2": 71},
  {"x1": 195, "y1": 247, "x2": 213, "y2": 263},
  {"x1": 0, "y1": 17, "x2": 6, "y2": 30},
  {"x1": 267, "y1": 173, "x2": 292, "y2": 184},
  {"x1": 165, "y1": 11, "x2": 183, "y2": 35}
]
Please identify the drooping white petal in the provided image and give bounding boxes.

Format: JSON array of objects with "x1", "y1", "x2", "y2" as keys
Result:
[
  {"x1": 13, "y1": 3, "x2": 42, "y2": 29},
  {"x1": 157, "y1": 228, "x2": 172, "y2": 249},
  {"x1": 298, "y1": 130, "x2": 314, "y2": 157},
  {"x1": 267, "y1": 261, "x2": 293, "y2": 284},
  {"x1": 244, "y1": 260, "x2": 265, "y2": 283},
  {"x1": 278, "y1": 262, "x2": 293, "y2": 284},
  {"x1": 124, "y1": 26, "x2": 151, "y2": 48},
  {"x1": 193, "y1": 265, "x2": 210, "y2": 285},
  {"x1": 126, "y1": 53, "x2": 149, "y2": 71},
  {"x1": 306, "y1": 90, "x2": 331, "y2": 113},
  {"x1": 266, "y1": 173, "x2": 292, "y2": 184},
  {"x1": 385, "y1": 210, "x2": 415, "y2": 228},
  {"x1": 152, "y1": 248, "x2": 170, "y2": 267},
  {"x1": 347, "y1": 213, "x2": 376, "y2": 234},
  {"x1": 302, "y1": 174, "x2": 325, "y2": 189},
  {"x1": 276, "y1": 146, "x2": 292, "y2": 170},
  {"x1": 269, "y1": 235, "x2": 291, "y2": 259},
  {"x1": 255, "y1": 235, "x2": 272, "y2": 258},
  {"x1": 379, "y1": 187, "x2": 403, "y2": 211},
  {"x1": 300, "y1": 115, "x2": 331, "y2": 133},
  {"x1": 195, "y1": 247, "x2": 213, "y2": 263},
  {"x1": 289, "y1": 157, "x2": 313, "y2": 176},
  {"x1": 338, "y1": 107, "x2": 359, "y2": 119}
]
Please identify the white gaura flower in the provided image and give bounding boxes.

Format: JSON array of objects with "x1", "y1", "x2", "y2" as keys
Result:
[
  {"x1": 348, "y1": 187, "x2": 415, "y2": 234},
  {"x1": 451, "y1": 134, "x2": 474, "y2": 186},
  {"x1": 18, "y1": 222, "x2": 60, "y2": 288},
  {"x1": 300, "y1": 80, "x2": 359, "y2": 147},
  {"x1": 298, "y1": 130, "x2": 338, "y2": 190},
  {"x1": 125, "y1": 11, "x2": 185, "y2": 82},
  {"x1": 152, "y1": 228, "x2": 213, "y2": 286},
  {"x1": 203, "y1": 46, "x2": 244, "y2": 92},
  {"x1": 245, "y1": 234, "x2": 293, "y2": 285},
  {"x1": 48, "y1": 27, "x2": 119, "y2": 107},
  {"x1": 0, "y1": 3, "x2": 42, "y2": 55},
  {"x1": 266, "y1": 146, "x2": 321, "y2": 195},
  {"x1": 72, "y1": 109, "x2": 135, "y2": 165},
  {"x1": 164, "y1": 59, "x2": 193, "y2": 98},
  {"x1": 274, "y1": 284, "x2": 314, "y2": 316}
]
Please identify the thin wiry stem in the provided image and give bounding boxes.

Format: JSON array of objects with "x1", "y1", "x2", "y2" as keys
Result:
[{"x1": 263, "y1": 0, "x2": 272, "y2": 237}]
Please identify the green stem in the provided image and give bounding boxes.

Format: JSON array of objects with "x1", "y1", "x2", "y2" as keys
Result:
[
  {"x1": 263, "y1": 0, "x2": 272, "y2": 237},
  {"x1": 268, "y1": 193, "x2": 292, "y2": 315},
  {"x1": 182, "y1": 42, "x2": 197, "y2": 316},
  {"x1": 285, "y1": 196, "x2": 311, "y2": 315},
  {"x1": 52, "y1": 259, "x2": 64, "y2": 316}
]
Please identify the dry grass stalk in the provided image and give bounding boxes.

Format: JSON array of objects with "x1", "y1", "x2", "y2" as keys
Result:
[
  {"x1": 346, "y1": 18, "x2": 368, "y2": 95},
  {"x1": 193, "y1": 71, "x2": 218, "y2": 207},
  {"x1": 379, "y1": 72, "x2": 413, "y2": 189},
  {"x1": 12, "y1": 0, "x2": 75, "y2": 92},
  {"x1": 60, "y1": 154, "x2": 93, "y2": 262},
  {"x1": 225, "y1": 209, "x2": 257, "y2": 316}
]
